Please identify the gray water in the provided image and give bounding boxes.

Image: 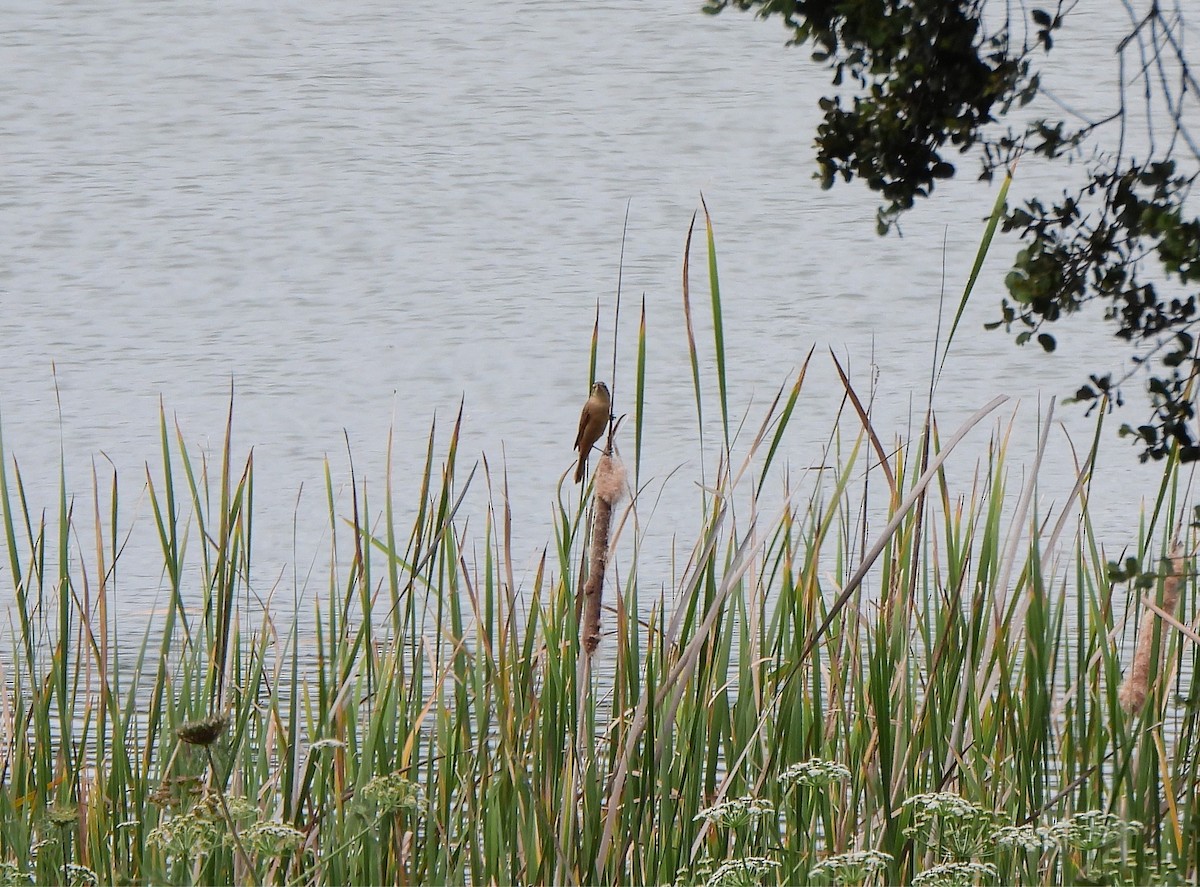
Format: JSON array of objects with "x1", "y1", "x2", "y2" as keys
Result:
[{"x1": 1, "y1": 0, "x2": 1192, "y2": 648}]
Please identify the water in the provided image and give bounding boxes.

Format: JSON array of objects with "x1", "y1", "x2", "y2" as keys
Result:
[{"x1": 1, "y1": 0, "x2": 1193, "y2": 651}]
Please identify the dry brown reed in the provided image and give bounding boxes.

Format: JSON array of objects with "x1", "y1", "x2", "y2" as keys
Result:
[{"x1": 1119, "y1": 543, "x2": 1187, "y2": 713}]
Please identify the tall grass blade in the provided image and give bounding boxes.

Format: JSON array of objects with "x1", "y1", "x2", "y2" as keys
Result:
[
  {"x1": 938, "y1": 167, "x2": 1012, "y2": 375},
  {"x1": 700, "y1": 195, "x2": 730, "y2": 451}
]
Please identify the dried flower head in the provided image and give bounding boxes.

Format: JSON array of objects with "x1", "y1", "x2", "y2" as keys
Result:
[
  {"x1": 149, "y1": 775, "x2": 203, "y2": 810},
  {"x1": 694, "y1": 795, "x2": 776, "y2": 830},
  {"x1": 704, "y1": 857, "x2": 781, "y2": 887},
  {"x1": 177, "y1": 713, "x2": 229, "y2": 747},
  {"x1": 780, "y1": 758, "x2": 852, "y2": 790},
  {"x1": 809, "y1": 849, "x2": 892, "y2": 884},
  {"x1": 185, "y1": 792, "x2": 256, "y2": 832},
  {"x1": 910, "y1": 860, "x2": 998, "y2": 887}
]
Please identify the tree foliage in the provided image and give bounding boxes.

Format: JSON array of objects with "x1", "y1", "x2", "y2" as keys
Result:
[{"x1": 706, "y1": 0, "x2": 1200, "y2": 460}]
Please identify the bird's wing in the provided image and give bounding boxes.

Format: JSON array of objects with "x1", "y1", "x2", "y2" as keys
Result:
[{"x1": 573, "y1": 406, "x2": 589, "y2": 450}]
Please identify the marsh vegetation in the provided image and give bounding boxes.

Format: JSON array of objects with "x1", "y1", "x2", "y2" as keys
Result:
[{"x1": 1, "y1": 208, "x2": 1196, "y2": 886}]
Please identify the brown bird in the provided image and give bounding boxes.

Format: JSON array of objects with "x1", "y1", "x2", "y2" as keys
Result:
[{"x1": 573, "y1": 381, "x2": 611, "y2": 483}]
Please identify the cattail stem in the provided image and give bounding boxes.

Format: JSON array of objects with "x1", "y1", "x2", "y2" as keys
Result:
[
  {"x1": 1119, "y1": 544, "x2": 1186, "y2": 714},
  {"x1": 206, "y1": 747, "x2": 254, "y2": 878},
  {"x1": 581, "y1": 453, "x2": 625, "y2": 655}
]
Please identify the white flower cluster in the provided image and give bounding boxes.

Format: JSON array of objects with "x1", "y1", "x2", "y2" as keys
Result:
[
  {"x1": 903, "y1": 793, "x2": 989, "y2": 825},
  {"x1": 902, "y1": 793, "x2": 995, "y2": 860},
  {"x1": 242, "y1": 820, "x2": 307, "y2": 856},
  {"x1": 694, "y1": 795, "x2": 776, "y2": 829},
  {"x1": 1045, "y1": 810, "x2": 1142, "y2": 852},
  {"x1": 147, "y1": 805, "x2": 223, "y2": 860},
  {"x1": 704, "y1": 857, "x2": 781, "y2": 887},
  {"x1": 809, "y1": 849, "x2": 893, "y2": 884},
  {"x1": 911, "y1": 860, "x2": 998, "y2": 887},
  {"x1": 991, "y1": 824, "x2": 1053, "y2": 852},
  {"x1": 308, "y1": 738, "x2": 348, "y2": 752},
  {"x1": 0, "y1": 862, "x2": 32, "y2": 886},
  {"x1": 63, "y1": 865, "x2": 100, "y2": 887},
  {"x1": 780, "y1": 758, "x2": 852, "y2": 789},
  {"x1": 362, "y1": 772, "x2": 428, "y2": 815}
]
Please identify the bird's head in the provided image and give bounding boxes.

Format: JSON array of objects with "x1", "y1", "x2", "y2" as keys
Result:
[{"x1": 592, "y1": 381, "x2": 610, "y2": 401}]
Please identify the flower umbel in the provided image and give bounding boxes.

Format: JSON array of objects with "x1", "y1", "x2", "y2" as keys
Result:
[
  {"x1": 694, "y1": 796, "x2": 776, "y2": 830},
  {"x1": 704, "y1": 857, "x2": 781, "y2": 887},
  {"x1": 242, "y1": 820, "x2": 306, "y2": 857},
  {"x1": 362, "y1": 772, "x2": 427, "y2": 815},
  {"x1": 902, "y1": 793, "x2": 995, "y2": 861},
  {"x1": 809, "y1": 849, "x2": 892, "y2": 884},
  {"x1": 1046, "y1": 810, "x2": 1141, "y2": 852},
  {"x1": 780, "y1": 759, "x2": 852, "y2": 790},
  {"x1": 0, "y1": 862, "x2": 32, "y2": 886},
  {"x1": 63, "y1": 865, "x2": 99, "y2": 887},
  {"x1": 147, "y1": 805, "x2": 222, "y2": 860},
  {"x1": 903, "y1": 792, "x2": 987, "y2": 823},
  {"x1": 911, "y1": 861, "x2": 998, "y2": 887},
  {"x1": 992, "y1": 824, "x2": 1053, "y2": 852},
  {"x1": 47, "y1": 804, "x2": 78, "y2": 828}
]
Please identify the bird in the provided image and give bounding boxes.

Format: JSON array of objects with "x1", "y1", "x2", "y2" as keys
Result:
[{"x1": 573, "y1": 381, "x2": 611, "y2": 483}]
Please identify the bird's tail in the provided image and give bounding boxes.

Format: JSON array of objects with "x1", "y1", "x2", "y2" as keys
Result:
[{"x1": 574, "y1": 457, "x2": 586, "y2": 483}]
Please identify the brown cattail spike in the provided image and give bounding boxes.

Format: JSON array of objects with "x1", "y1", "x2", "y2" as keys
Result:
[
  {"x1": 581, "y1": 454, "x2": 625, "y2": 654},
  {"x1": 1119, "y1": 543, "x2": 1187, "y2": 714}
]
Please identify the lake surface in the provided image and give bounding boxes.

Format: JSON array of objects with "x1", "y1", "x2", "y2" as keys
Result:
[{"x1": 2, "y1": 0, "x2": 1192, "y2": 646}]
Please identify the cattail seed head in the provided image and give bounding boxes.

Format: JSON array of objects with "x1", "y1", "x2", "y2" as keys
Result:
[
  {"x1": 1119, "y1": 544, "x2": 1187, "y2": 713},
  {"x1": 594, "y1": 454, "x2": 626, "y2": 505}
]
